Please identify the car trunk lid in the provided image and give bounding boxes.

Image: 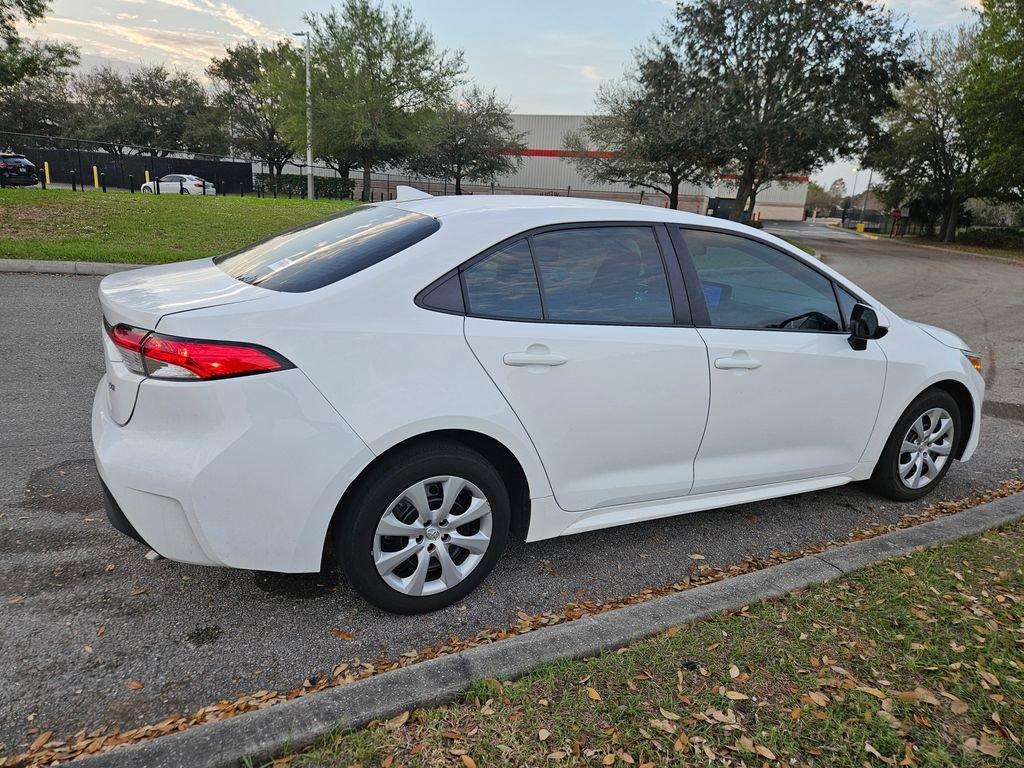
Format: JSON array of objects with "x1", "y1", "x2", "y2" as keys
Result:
[{"x1": 99, "y1": 258, "x2": 269, "y2": 424}]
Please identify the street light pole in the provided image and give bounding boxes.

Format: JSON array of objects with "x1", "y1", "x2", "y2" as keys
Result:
[
  {"x1": 293, "y1": 30, "x2": 314, "y2": 200},
  {"x1": 860, "y1": 169, "x2": 873, "y2": 219}
]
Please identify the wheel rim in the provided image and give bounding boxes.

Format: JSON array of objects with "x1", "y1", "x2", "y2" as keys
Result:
[
  {"x1": 898, "y1": 407, "x2": 954, "y2": 489},
  {"x1": 373, "y1": 475, "x2": 493, "y2": 597}
]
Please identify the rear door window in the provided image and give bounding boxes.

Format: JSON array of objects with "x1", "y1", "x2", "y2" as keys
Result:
[
  {"x1": 530, "y1": 226, "x2": 673, "y2": 324},
  {"x1": 215, "y1": 205, "x2": 440, "y2": 292}
]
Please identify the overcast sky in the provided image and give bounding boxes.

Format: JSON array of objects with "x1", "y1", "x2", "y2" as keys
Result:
[{"x1": 23, "y1": 0, "x2": 980, "y2": 195}]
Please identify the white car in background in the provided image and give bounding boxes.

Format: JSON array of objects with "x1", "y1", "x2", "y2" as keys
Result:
[
  {"x1": 92, "y1": 190, "x2": 984, "y2": 613},
  {"x1": 140, "y1": 173, "x2": 216, "y2": 195}
]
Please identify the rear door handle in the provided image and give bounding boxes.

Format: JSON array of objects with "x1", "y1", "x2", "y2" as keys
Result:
[
  {"x1": 715, "y1": 356, "x2": 762, "y2": 370},
  {"x1": 503, "y1": 350, "x2": 568, "y2": 367}
]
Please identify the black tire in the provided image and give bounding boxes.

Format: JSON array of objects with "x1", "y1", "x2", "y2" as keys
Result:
[
  {"x1": 869, "y1": 388, "x2": 961, "y2": 502},
  {"x1": 335, "y1": 441, "x2": 510, "y2": 614}
]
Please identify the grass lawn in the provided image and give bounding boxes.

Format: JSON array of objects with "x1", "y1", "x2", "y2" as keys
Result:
[
  {"x1": 901, "y1": 236, "x2": 1024, "y2": 263},
  {"x1": 780, "y1": 237, "x2": 816, "y2": 256},
  {"x1": 0, "y1": 187, "x2": 357, "y2": 264},
  {"x1": 290, "y1": 521, "x2": 1024, "y2": 768}
]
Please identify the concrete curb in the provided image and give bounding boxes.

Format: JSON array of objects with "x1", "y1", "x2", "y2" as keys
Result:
[
  {"x1": 74, "y1": 492, "x2": 1024, "y2": 768},
  {"x1": 0, "y1": 258, "x2": 141, "y2": 276}
]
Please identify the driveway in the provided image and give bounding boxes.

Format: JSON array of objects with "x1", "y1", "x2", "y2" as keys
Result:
[{"x1": 2, "y1": 239, "x2": 1022, "y2": 754}]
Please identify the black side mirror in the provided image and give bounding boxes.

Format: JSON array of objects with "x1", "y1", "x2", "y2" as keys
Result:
[{"x1": 848, "y1": 303, "x2": 887, "y2": 350}]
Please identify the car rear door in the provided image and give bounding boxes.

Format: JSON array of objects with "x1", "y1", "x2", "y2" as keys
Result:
[
  {"x1": 462, "y1": 223, "x2": 710, "y2": 513},
  {"x1": 671, "y1": 226, "x2": 887, "y2": 494}
]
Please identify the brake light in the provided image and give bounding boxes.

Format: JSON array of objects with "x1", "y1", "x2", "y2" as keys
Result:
[
  {"x1": 105, "y1": 322, "x2": 293, "y2": 380},
  {"x1": 193, "y1": 181, "x2": 203, "y2": 187}
]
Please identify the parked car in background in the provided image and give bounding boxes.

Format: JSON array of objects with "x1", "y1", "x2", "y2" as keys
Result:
[
  {"x1": 0, "y1": 153, "x2": 39, "y2": 187},
  {"x1": 92, "y1": 190, "x2": 984, "y2": 613},
  {"x1": 140, "y1": 173, "x2": 216, "y2": 195}
]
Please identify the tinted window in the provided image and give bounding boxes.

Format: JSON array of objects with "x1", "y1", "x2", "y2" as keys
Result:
[
  {"x1": 683, "y1": 229, "x2": 842, "y2": 331},
  {"x1": 215, "y1": 205, "x2": 440, "y2": 293},
  {"x1": 463, "y1": 239, "x2": 542, "y2": 319},
  {"x1": 531, "y1": 227, "x2": 673, "y2": 324}
]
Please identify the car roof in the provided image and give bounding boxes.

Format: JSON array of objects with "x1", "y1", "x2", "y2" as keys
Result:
[{"x1": 379, "y1": 193, "x2": 746, "y2": 231}]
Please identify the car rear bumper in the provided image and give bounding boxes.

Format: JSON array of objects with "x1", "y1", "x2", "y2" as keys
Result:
[
  {"x1": 2, "y1": 176, "x2": 38, "y2": 186},
  {"x1": 92, "y1": 368, "x2": 374, "y2": 572}
]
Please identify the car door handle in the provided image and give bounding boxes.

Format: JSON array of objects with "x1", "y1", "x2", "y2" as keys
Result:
[
  {"x1": 715, "y1": 356, "x2": 762, "y2": 370},
  {"x1": 503, "y1": 352, "x2": 568, "y2": 367}
]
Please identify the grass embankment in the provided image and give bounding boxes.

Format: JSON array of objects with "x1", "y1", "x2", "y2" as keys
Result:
[
  {"x1": 292, "y1": 522, "x2": 1024, "y2": 767},
  {"x1": 0, "y1": 187, "x2": 357, "y2": 264},
  {"x1": 780, "y1": 237, "x2": 816, "y2": 256},
  {"x1": 902, "y1": 236, "x2": 1024, "y2": 263}
]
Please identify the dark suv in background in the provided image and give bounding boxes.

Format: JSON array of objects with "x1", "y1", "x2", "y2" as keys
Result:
[{"x1": 0, "y1": 153, "x2": 39, "y2": 187}]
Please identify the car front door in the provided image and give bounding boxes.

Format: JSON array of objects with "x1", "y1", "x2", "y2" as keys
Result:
[
  {"x1": 673, "y1": 227, "x2": 887, "y2": 494},
  {"x1": 462, "y1": 224, "x2": 711, "y2": 513},
  {"x1": 159, "y1": 175, "x2": 180, "y2": 194}
]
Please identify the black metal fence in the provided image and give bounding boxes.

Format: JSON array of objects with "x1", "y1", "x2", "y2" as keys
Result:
[
  {"x1": 1, "y1": 131, "x2": 262, "y2": 193},
  {"x1": 2, "y1": 130, "x2": 665, "y2": 206}
]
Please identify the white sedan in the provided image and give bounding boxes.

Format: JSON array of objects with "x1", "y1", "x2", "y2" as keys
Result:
[
  {"x1": 140, "y1": 173, "x2": 216, "y2": 195},
  {"x1": 92, "y1": 190, "x2": 984, "y2": 613}
]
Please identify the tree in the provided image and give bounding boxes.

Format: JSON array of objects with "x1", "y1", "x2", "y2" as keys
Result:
[
  {"x1": 671, "y1": 0, "x2": 915, "y2": 220},
  {"x1": 866, "y1": 29, "x2": 982, "y2": 242},
  {"x1": 208, "y1": 41, "x2": 295, "y2": 189},
  {"x1": 272, "y1": 0, "x2": 464, "y2": 201},
  {"x1": 805, "y1": 181, "x2": 835, "y2": 213},
  {"x1": 406, "y1": 86, "x2": 526, "y2": 194},
  {"x1": 564, "y1": 44, "x2": 731, "y2": 209},
  {"x1": 0, "y1": 0, "x2": 78, "y2": 138},
  {"x1": 0, "y1": 0, "x2": 77, "y2": 90},
  {"x1": 963, "y1": 0, "x2": 1024, "y2": 201},
  {"x1": 828, "y1": 178, "x2": 847, "y2": 200},
  {"x1": 72, "y1": 65, "x2": 227, "y2": 156}
]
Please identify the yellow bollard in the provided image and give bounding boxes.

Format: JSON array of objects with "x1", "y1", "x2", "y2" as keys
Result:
[
  {"x1": 44, "y1": 161, "x2": 51, "y2": 185},
  {"x1": 92, "y1": 165, "x2": 99, "y2": 189},
  {"x1": 144, "y1": 170, "x2": 150, "y2": 183}
]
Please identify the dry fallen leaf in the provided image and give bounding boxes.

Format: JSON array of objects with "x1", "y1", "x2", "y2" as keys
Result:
[
  {"x1": 729, "y1": 664, "x2": 740, "y2": 679},
  {"x1": 724, "y1": 690, "x2": 749, "y2": 701},
  {"x1": 29, "y1": 730, "x2": 52, "y2": 751},
  {"x1": 386, "y1": 710, "x2": 409, "y2": 729},
  {"x1": 586, "y1": 686, "x2": 602, "y2": 701},
  {"x1": 539, "y1": 728, "x2": 552, "y2": 741},
  {"x1": 126, "y1": 680, "x2": 144, "y2": 691},
  {"x1": 460, "y1": 754, "x2": 477, "y2": 768},
  {"x1": 331, "y1": 629, "x2": 356, "y2": 641}
]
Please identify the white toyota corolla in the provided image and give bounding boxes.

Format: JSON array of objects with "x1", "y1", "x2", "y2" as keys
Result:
[{"x1": 93, "y1": 191, "x2": 984, "y2": 613}]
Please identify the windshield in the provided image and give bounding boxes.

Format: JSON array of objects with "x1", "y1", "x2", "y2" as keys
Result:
[{"x1": 214, "y1": 205, "x2": 440, "y2": 293}]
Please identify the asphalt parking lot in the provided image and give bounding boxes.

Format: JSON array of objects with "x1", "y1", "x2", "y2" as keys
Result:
[{"x1": 1, "y1": 226, "x2": 1022, "y2": 754}]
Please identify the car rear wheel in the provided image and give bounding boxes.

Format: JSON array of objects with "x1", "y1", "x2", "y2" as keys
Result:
[
  {"x1": 335, "y1": 442, "x2": 510, "y2": 613},
  {"x1": 869, "y1": 388, "x2": 960, "y2": 501}
]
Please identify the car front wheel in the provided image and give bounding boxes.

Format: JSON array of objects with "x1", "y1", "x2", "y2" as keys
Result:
[
  {"x1": 870, "y1": 388, "x2": 961, "y2": 501},
  {"x1": 335, "y1": 442, "x2": 510, "y2": 613}
]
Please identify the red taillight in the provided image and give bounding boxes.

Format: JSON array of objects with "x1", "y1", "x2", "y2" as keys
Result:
[
  {"x1": 105, "y1": 322, "x2": 292, "y2": 381},
  {"x1": 193, "y1": 181, "x2": 203, "y2": 187}
]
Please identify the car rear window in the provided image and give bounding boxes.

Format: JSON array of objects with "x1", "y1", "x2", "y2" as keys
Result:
[{"x1": 214, "y1": 205, "x2": 440, "y2": 293}]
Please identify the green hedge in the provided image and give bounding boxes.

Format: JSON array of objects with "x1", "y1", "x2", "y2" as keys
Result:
[
  {"x1": 958, "y1": 226, "x2": 1024, "y2": 249},
  {"x1": 254, "y1": 173, "x2": 354, "y2": 200}
]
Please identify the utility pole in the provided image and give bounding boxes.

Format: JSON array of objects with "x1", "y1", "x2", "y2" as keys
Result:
[
  {"x1": 860, "y1": 169, "x2": 873, "y2": 219},
  {"x1": 293, "y1": 30, "x2": 314, "y2": 200}
]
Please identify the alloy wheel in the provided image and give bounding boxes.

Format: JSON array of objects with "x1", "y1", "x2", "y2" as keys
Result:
[
  {"x1": 898, "y1": 407, "x2": 954, "y2": 489},
  {"x1": 373, "y1": 475, "x2": 493, "y2": 597}
]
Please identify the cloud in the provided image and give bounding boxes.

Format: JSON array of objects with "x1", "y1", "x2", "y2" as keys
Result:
[
  {"x1": 152, "y1": 0, "x2": 278, "y2": 40},
  {"x1": 579, "y1": 65, "x2": 602, "y2": 82},
  {"x1": 38, "y1": 16, "x2": 232, "y2": 67}
]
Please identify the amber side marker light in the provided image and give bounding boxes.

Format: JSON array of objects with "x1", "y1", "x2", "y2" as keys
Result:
[{"x1": 963, "y1": 351, "x2": 983, "y2": 374}]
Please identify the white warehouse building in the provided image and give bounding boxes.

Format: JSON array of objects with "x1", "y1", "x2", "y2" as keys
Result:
[{"x1": 327, "y1": 114, "x2": 810, "y2": 220}]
